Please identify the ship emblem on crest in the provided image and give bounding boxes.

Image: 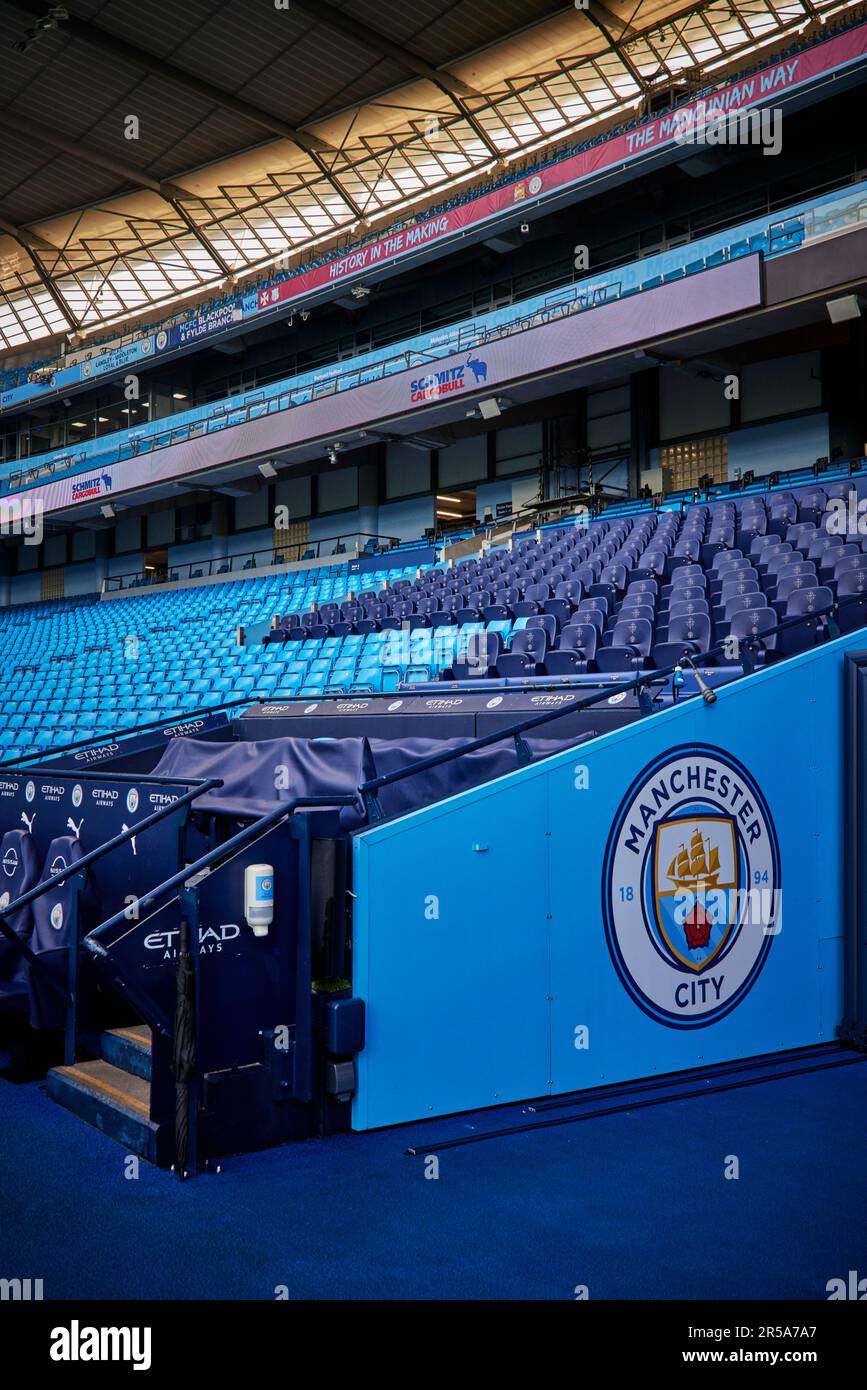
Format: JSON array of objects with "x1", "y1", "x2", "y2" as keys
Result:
[
  {"x1": 654, "y1": 816, "x2": 738, "y2": 968},
  {"x1": 669, "y1": 827, "x2": 719, "y2": 947}
]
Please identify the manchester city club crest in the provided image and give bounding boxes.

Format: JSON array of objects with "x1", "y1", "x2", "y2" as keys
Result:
[{"x1": 602, "y1": 745, "x2": 781, "y2": 1028}]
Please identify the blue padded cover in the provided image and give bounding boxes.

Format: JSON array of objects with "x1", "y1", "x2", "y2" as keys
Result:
[
  {"x1": 370, "y1": 734, "x2": 578, "y2": 820},
  {"x1": 371, "y1": 738, "x2": 518, "y2": 821},
  {"x1": 154, "y1": 733, "x2": 583, "y2": 828},
  {"x1": 30, "y1": 836, "x2": 84, "y2": 955},
  {"x1": 0, "y1": 829, "x2": 39, "y2": 979},
  {"x1": 29, "y1": 835, "x2": 85, "y2": 1030},
  {"x1": 153, "y1": 736, "x2": 376, "y2": 828}
]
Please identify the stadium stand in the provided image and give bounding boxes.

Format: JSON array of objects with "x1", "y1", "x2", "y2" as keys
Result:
[
  {"x1": 1, "y1": 467, "x2": 864, "y2": 766},
  {"x1": 2, "y1": 0, "x2": 863, "y2": 393},
  {"x1": 0, "y1": 559, "x2": 431, "y2": 760},
  {"x1": 412, "y1": 483, "x2": 867, "y2": 678},
  {"x1": 0, "y1": 181, "x2": 836, "y2": 495}
]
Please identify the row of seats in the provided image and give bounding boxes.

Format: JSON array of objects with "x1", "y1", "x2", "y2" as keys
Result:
[
  {"x1": 262, "y1": 492, "x2": 867, "y2": 679},
  {"x1": 1, "y1": 475, "x2": 867, "y2": 753},
  {"x1": 0, "y1": 562, "x2": 429, "y2": 758}
]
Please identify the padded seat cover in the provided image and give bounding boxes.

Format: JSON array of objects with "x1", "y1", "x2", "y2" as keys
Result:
[
  {"x1": 154, "y1": 735, "x2": 375, "y2": 827},
  {"x1": 30, "y1": 836, "x2": 85, "y2": 956},
  {"x1": 371, "y1": 734, "x2": 578, "y2": 820},
  {"x1": 29, "y1": 835, "x2": 86, "y2": 1030},
  {"x1": 0, "y1": 829, "x2": 39, "y2": 979}
]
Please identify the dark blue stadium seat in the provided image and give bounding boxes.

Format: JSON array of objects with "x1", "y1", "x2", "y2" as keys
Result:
[
  {"x1": 779, "y1": 585, "x2": 835, "y2": 655},
  {"x1": 545, "y1": 623, "x2": 597, "y2": 674},
  {"x1": 836, "y1": 568, "x2": 867, "y2": 632},
  {"x1": 496, "y1": 628, "x2": 548, "y2": 677},
  {"x1": 447, "y1": 631, "x2": 503, "y2": 681},
  {"x1": 718, "y1": 607, "x2": 779, "y2": 665},
  {"x1": 653, "y1": 612, "x2": 712, "y2": 669},
  {"x1": 596, "y1": 617, "x2": 654, "y2": 672},
  {"x1": 28, "y1": 837, "x2": 86, "y2": 1030}
]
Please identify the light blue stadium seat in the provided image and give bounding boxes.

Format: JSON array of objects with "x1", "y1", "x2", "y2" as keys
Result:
[{"x1": 0, "y1": 557, "x2": 440, "y2": 747}]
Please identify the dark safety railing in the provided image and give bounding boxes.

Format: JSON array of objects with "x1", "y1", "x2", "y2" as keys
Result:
[
  {"x1": 0, "y1": 775, "x2": 222, "y2": 1062},
  {"x1": 102, "y1": 534, "x2": 401, "y2": 592},
  {"x1": 0, "y1": 689, "x2": 265, "y2": 769},
  {"x1": 86, "y1": 793, "x2": 358, "y2": 1178},
  {"x1": 356, "y1": 591, "x2": 858, "y2": 820}
]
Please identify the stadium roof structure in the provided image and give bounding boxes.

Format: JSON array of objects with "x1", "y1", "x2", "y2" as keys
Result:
[{"x1": 0, "y1": 0, "x2": 859, "y2": 352}]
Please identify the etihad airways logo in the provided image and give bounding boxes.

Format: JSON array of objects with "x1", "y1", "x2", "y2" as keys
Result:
[
  {"x1": 162, "y1": 719, "x2": 205, "y2": 737},
  {"x1": 144, "y1": 923, "x2": 241, "y2": 957},
  {"x1": 74, "y1": 743, "x2": 119, "y2": 763}
]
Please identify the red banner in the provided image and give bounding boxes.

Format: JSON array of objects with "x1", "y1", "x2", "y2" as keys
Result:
[{"x1": 255, "y1": 22, "x2": 867, "y2": 316}]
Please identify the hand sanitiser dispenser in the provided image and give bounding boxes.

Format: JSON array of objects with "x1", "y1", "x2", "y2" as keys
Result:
[{"x1": 245, "y1": 864, "x2": 274, "y2": 937}]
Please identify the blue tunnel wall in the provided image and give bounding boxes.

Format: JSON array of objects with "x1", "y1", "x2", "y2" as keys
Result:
[{"x1": 351, "y1": 631, "x2": 865, "y2": 1130}]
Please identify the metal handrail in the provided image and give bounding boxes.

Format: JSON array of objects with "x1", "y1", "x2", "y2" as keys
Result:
[
  {"x1": 249, "y1": 675, "x2": 671, "y2": 707},
  {"x1": 101, "y1": 534, "x2": 401, "y2": 591},
  {"x1": 86, "y1": 793, "x2": 358, "y2": 947},
  {"x1": 0, "y1": 778, "x2": 222, "y2": 982},
  {"x1": 84, "y1": 791, "x2": 358, "y2": 1178},
  {"x1": 641, "y1": 461, "x2": 865, "y2": 512},
  {"x1": 0, "y1": 690, "x2": 261, "y2": 769},
  {"x1": 357, "y1": 591, "x2": 856, "y2": 801},
  {"x1": 0, "y1": 230, "x2": 771, "y2": 501}
]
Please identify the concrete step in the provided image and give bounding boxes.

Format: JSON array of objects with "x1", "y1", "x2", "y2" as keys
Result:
[
  {"x1": 100, "y1": 1025, "x2": 152, "y2": 1080},
  {"x1": 46, "y1": 1058, "x2": 166, "y2": 1164}
]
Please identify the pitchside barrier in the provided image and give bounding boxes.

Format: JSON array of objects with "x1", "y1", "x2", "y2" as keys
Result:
[{"x1": 350, "y1": 627, "x2": 867, "y2": 1130}]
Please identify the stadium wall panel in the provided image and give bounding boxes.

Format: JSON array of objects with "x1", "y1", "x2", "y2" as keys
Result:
[
  {"x1": 16, "y1": 258, "x2": 762, "y2": 519},
  {"x1": 352, "y1": 630, "x2": 858, "y2": 1130}
]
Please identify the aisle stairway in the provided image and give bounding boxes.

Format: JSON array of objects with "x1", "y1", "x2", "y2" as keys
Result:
[{"x1": 46, "y1": 1025, "x2": 166, "y2": 1164}]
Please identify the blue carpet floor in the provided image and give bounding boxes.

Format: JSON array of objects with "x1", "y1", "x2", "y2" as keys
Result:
[{"x1": 1, "y1": 1061, "x2": 866, "y2": 1300}]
